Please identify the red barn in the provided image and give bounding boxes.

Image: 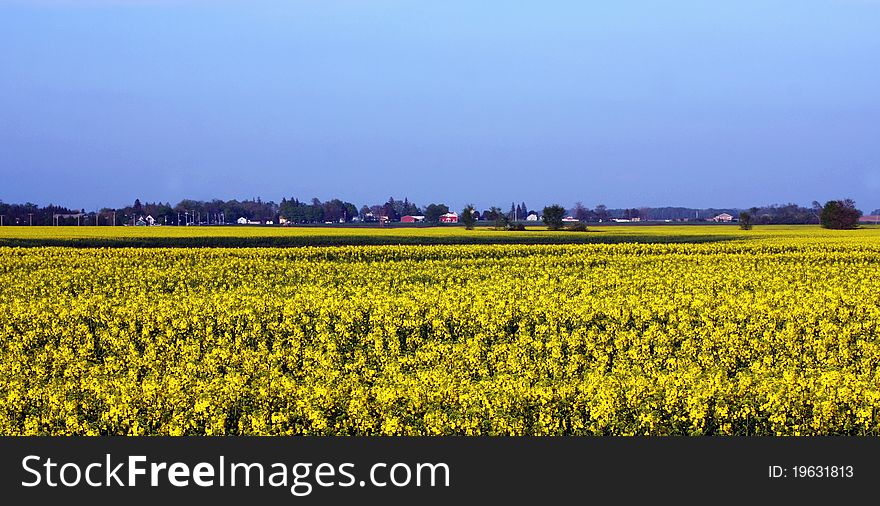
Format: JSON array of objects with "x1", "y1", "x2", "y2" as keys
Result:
[
  {"x1": 400, "y1": 215, "x2": 425, "y2": 223},
  {"x1": 439, "y1": 212, "x2": 458, "y2": 223}
]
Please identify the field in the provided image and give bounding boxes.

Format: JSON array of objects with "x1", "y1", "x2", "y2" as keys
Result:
[
  {"x1": 1, "y1": 225, "x2": 879, "y2": 435},
  {"x1": 0, "y1": 223, "x2": 828, "y2": 247}
]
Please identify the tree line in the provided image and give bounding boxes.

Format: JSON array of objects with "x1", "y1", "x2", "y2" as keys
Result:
[{"x1": 0, "y1": 197, "x2": 867, "y2": 229}]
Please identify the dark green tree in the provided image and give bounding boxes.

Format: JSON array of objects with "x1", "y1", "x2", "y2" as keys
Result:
[
  {"x1": 461, "y1": 205, "x2": 477, "y2": 230},
  {"x1": 489, "y1": 206, "x2": 508, "y2": 230},
  {"x1": 739, "y1": 211, "x2": 753, "y2": 230},
  {"x1": 542, "y1": 204, "x2": 566, "y2": 230},
  {"x1": 820, "y1": 199, "x2": 861, "y2": 229},
  {"x1": 424, "y1": 203, "x2": 450, "y2": 223}
]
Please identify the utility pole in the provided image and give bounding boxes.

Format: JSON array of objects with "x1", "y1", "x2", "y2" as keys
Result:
[
  {"x1": 28, "y1": 213, "x2": 33, "y2": 226},
  {"x1": 113, "y1": 211, "x2": 116, "y2": 226}
]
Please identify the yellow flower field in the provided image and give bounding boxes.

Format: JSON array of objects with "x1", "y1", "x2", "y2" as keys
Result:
[{"x1": 1, "y1": 225, "x2": 879, "y2": 435}]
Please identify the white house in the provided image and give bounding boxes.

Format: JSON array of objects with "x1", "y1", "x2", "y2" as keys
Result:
[
  {"x1": 712, "y1": 213, "x2": 734, "y2": 223},
  {"x1": 145, "y1": 215, "x2": 155, "y2": 226},
  {"x1": 237, "y1": 217, "x2": 248, "y2": 225},
  {"x1": 526, "y1": 213, "x2": 539, "y2": 221}
]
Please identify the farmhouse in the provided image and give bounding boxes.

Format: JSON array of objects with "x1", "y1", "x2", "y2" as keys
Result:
[
  {"x1": 400, "y1": 215, "x2": 425, "y2": 223},
  {"x1": 526, "y1": 213, "x2": 539, "y2": 221},
  {"x1": 439, "y1": 212, "x2": 459, "y2": 223},
  {"x1": 712, "y1": 213, "x2": 734, "y2": 223},
  {"x1": 237, "y1": 217, "x2": 248, "y2": 225}
]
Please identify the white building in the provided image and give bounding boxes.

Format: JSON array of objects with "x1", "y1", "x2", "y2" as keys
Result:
[
  {"x1": 526, "y1": 213, "x2": 539, "y2": 221},
  {"x1": 439, "y1": 212, "x2": 459, "y2": 223},
  {"x1": 237, "y1": 217, "x2": 248, "y2": 225},
  {"x1": 712, "y1": 213, "x2": 734, "y2": 223}
]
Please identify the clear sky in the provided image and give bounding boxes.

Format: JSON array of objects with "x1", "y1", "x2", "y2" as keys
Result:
[{"x1": 1, "y1": 0, "x2": 879, "y2": 212}]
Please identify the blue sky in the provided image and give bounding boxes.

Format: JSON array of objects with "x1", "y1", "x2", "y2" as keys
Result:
[{"x1": 1, "y1": 0, "x2": 879, "y2": 211}]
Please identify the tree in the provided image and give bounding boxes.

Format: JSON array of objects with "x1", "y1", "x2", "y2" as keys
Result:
[
  {"x1": 383, "y1": 198, "x2": 399, "y2": 222},
  {"x1": 489, "y1": 206, "x2": 508, "y2": 230},
  {"x1": 573, "y1": 202, "x2": 590, "y2": 222},
  {"x1": 461, "y1": 205, "x2": 477, "y2": 230},
  {"x1": 820, "y1": 199, "x2": 861, "y2": 230},
  {"x1": 739, "y1": 212, "x2": 753, "y2": 230},
  {"x1": 423, "y1": 203, "x2": 449, "y2": 223},
  {"x1": 811, "y1": 201, "x2": 823, "y2": 220},
  {"x1": 542, "y1": 204, "x2": 566, "y2": 230},
  {"x1": 594, "y1": 204, "x2": 609, "y2": 222}
]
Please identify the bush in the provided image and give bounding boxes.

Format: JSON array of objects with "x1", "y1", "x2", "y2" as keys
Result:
[
  {"x1": 820, "y1": 200, "x2": 861, "y2": 230},
  {"x1": 507, "y1": 223, "x2": 526, "y2": 231},
  {"x1": 566, "y1": 222, "x2": 588, "y2": 232}
]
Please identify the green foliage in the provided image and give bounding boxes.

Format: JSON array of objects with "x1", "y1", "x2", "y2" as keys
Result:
[
  {"x1": 460, "y1": 205, "x2": 477, "y2": 230},
  {"x1": 566, "y1": 222, "x2": 588, "y2": 232},
  {"x1": 739, "y1": 212, "x2": 753, "y2": 230},
  {"x1": 424, "y1": 203, "x2": 450, "y2": 224},
  {"x1": 489, "y1": 206, "x2": 509, "y2": 230},
  {"x1": 820, "y1": 199, "x2": 861, "y2": 230},
  {"x1": 542, "y1": 205, "x2": 566, "y2": 230}
]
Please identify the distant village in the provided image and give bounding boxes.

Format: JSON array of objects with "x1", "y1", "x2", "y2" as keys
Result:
[{"x1": 0, "y1": 197, "x2": 874, "y2": 227}]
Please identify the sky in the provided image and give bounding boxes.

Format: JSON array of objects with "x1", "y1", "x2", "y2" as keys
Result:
[{"x1": 1, "y1": 0, "x2": 879, "y2": 212}]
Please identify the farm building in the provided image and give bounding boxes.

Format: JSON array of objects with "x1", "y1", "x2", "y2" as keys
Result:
[
  {"x1": 712, "y1": 213, "x2": 734, "y2": 223},
  {"x1": 237, "y1": 217, "x2": 248, "y2": 225},
  {"x1": 859, "y1": 215, "x2": 880, "y2": 224},
  {"x1": 439, "y1": 212, "x2": 459, "y2": 223},
  {"x1": 526, "y1": 213, "x2": 539, "y2": 221},
  {"x1": 400, "y1": 215, "x2": 425, "y2": 223}
]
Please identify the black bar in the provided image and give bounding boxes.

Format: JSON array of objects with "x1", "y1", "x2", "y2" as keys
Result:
[{"x1": 0, "y1": 437, "x2": 874, "y2": 503}]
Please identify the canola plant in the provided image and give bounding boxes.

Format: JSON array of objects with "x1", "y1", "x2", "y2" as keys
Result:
[{"x1": 1, "y1": 231, "x2": 879, "y2": 435}]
